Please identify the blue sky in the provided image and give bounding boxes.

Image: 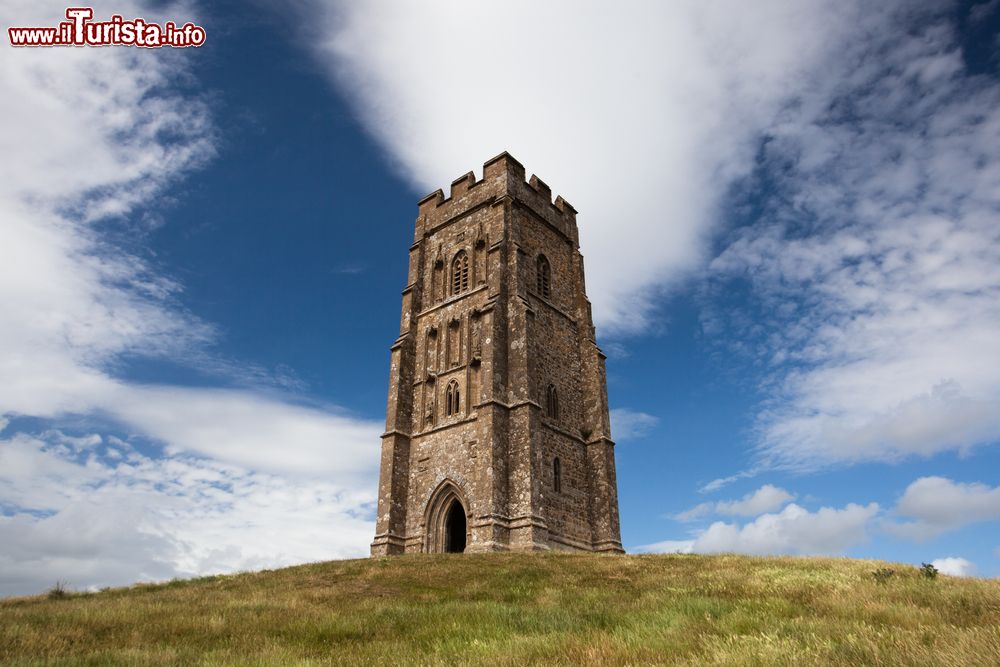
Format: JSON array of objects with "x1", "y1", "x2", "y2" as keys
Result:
[{"x1": 1, "y1": 0, "x2": 999, "y2": 596}]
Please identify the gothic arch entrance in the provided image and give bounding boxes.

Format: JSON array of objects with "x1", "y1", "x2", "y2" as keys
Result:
[
  {"x1": 444, "y1": 499, "x2": 467, "y2": 553},
  {"x1": 424, "y1": 480, "x2": 470, "y2": 553}
]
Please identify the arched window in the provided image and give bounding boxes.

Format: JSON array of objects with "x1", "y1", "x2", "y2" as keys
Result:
[
  {"x1": 451, "y1": 250, "x2": 470, "y2": 296},
  {"x1": 553, "y1": 457, "x2": 562, "y2": 493},
  {"x1": 446, "y1": 380, "x2": 461, "y2": 417},
  {"x1": 546, "y1": 384, "x2": 559, "y2": 419},
  {"x1": 536, "y1": 254, "x2": 551, "y2": 298}
]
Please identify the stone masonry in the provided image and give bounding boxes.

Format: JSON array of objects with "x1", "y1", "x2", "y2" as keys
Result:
[{"x1": 370, "y1": 152, "x2": 624, "y2": 555}]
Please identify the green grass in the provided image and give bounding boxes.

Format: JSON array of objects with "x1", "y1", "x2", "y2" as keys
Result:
[{"x1": 1, "y1": 553, "x2": 998, "y2": 666}]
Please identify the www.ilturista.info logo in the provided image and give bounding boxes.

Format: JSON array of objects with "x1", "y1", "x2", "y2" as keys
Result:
[{"x1": 8, "y1": 7, "x2": 206, "y2": 48}]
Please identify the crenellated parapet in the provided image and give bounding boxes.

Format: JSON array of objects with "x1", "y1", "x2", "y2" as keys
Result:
[{"x1": 414, "y1": 152, "x2": 580, "y2": 247}]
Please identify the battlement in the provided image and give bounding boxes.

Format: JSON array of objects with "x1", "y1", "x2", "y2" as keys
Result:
[{"x1": 416, "y1": 152, "x2": 578, "y2": 227}]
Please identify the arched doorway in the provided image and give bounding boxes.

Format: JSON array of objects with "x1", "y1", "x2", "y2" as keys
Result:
[
  {"x1": 444, "y1": 499, "x2": 467, "y2": 553},
  {"x1": 423, "y1": 479, "x2": 471, "y2": 553}
]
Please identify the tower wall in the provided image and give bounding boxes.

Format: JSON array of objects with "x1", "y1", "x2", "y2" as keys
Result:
[{"x1": 371, "y1": 152, "x2": 624, "y2": 556}]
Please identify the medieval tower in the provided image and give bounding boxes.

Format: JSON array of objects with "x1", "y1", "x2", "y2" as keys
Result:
[{"x1": 371, "y1": 152, "x2": 624, "y2": 555}]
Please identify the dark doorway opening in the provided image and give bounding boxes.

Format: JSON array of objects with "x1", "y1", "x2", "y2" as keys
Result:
[{"x1": 444, "y1": 499, "x2": 467, "y2": 553}]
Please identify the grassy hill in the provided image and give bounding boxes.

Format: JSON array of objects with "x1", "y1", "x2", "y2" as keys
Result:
[{"x1": 1, "y1": 553, "x2": 998, "y2": 666}]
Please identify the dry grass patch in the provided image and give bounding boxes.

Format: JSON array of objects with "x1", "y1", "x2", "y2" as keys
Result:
[{"x1": 1, "y1": 553, "x2": 998, "y2": 666}]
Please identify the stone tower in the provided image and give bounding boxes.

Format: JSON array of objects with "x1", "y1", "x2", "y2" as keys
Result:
[{"x1": 371, "y1": 152, "x2": 624, "y2": 555}]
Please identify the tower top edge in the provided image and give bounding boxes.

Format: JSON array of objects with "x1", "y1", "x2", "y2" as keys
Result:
[{"x1": 416, "y1": 151, "x2": 578, "y2": 220}]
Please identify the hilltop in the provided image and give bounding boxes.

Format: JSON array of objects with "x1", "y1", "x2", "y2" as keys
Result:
[{"x1": 2, "y1": 553, "x2": 998, "y2": 665}]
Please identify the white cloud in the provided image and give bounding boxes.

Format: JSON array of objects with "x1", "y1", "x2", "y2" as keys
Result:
[
  {"x1": 930, "y1": 557, "x2": 976, "y2": 577},
  {"x1": 300, "y1": 0, "x2": 869, "y2": 335},
  {"x1": 0, "y1": 0, "x2": 382, "y2": 466},
  {"x1": 691, "y1": 503, "x2": 879, "y2": 555},
  {"x1": 106, "y1": 385, "x2": 380, "y2": 481},
  {"x1": 675, "y1": 484, "x2": 795, "y2": 521},
  {"x1": 0, "y1": 433, "x2": 373, "y2": 597},
  {"x1": 0, "y1": 0, "x2": 214, "y2": 419},
  {"x1": 708, "y1": 6, "x2": 1000, "y2": 469},
  {"x1": 633, "y1": 540, "x2": 694, "y2": 555},
  {"x1": 888, "y1": 477, "x2": 1000, "y2": 541},
  {"x1": 645, "y1": 501, "x2": 878, "y2": 556},
  {"x1": 716, "y1": 485, "x2": 794, "y2": 517},
  {"x1": 673, "y1": 503, "x2": 714, "y2": 523},
  {"x1": 298, "y1": 1, "x2": 1000, "y2": 473},
  {"x1": 969, "y1": 0, "x2": 999, "y2": 24},
  {"x1": 700, "y1": 471, "x2": 758, "y2": 494},
  {"x1": 0, "y1": 1, "x2": 382, "y2": 595},
  {"x1": 610, "y1": 408, "x2": 659, "y2": 442}
]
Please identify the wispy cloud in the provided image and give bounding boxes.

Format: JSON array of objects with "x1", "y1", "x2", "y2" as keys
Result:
[
  {"x1": 969, "y1": 0, "x2": 1000, "y2": 24},
  {"x1": 330, "y1": 262, "x2": 366, "y2": 275},
  {"x1": 700, "y1": 470, "x2": 759, "y2": 494},
  {"x1": 0, "y1": 0, "x2": 381, "y2": 594},
  {"x1": 1, "y1": 0, "x2": 214, "y2": 421},
  {"x1": 609, "y1": 408, "x2": 659, "y2": 442},
  {"x1": 708, "y1": 4, "x2": 1000, "y2": 470},
  {"x1": 601, "y1": 342, "x2": 630, "y2": 361}
]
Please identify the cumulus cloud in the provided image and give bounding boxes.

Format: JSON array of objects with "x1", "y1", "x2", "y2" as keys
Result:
[
  {"x1": 642, "y1": 502, "x2": 878, "y2": 556},
  {"x1": 708, "y1": 4, "x2": 1000, "y2": 470},
  {"x1": 930, "y1": 557, "x2": 976, "y2": 577},
  {"x1": 0, "y1": 1, "x2": 381, "y2": 594},
  {"x1": 610, "y1": 408, "x2": 659, "y2": 442},
  {"x1": 710, "y1": 484, "x2": 795, "y2": 516},
  {"x1": 692, "y1": 503, "x2": 878, "y2": 555},
  {"x1": 0, "y1": 433, "x2": 373, "y2": 597},
  {"x1": 888, "y1": 477, "x2": 1000, "y2": 541},
  {"x1": 301, "y1": 0, "x2": 867, "y2": 335},
  {"x1": 675, "y1": 484, "x2": 795, "y2": 521}
]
